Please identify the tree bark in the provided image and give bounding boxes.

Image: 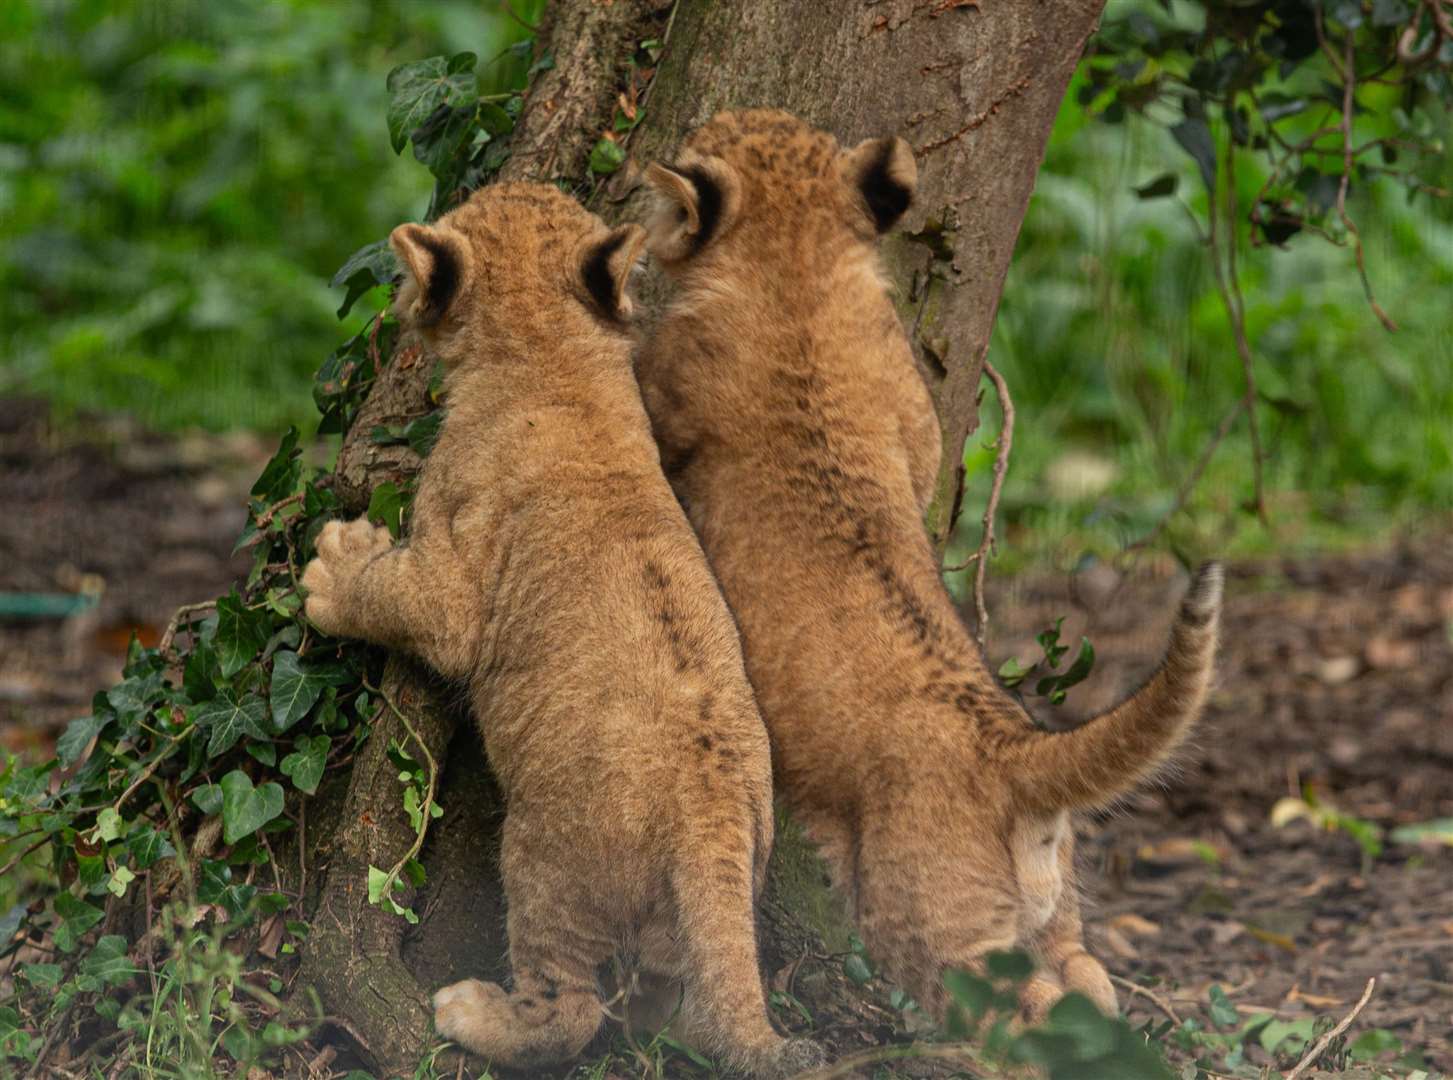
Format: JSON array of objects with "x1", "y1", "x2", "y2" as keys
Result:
[{"x1": 303, "y1": 0, "x2": 1103, "y2": 1072}]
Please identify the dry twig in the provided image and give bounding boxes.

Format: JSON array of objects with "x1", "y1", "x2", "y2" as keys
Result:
[
  {"x1": 944, "y1": 360, "x2": 1014, "y2": 648},
  {"x1": 1285, "y1": 976, "x2": 1376, "y2": 1080},
  {"x1": 158, "y1": 600, "x2": 218, "y2": 656},
  {"x1": 1110, "y1": 973, "x2": 1185, "y2": 1026}
]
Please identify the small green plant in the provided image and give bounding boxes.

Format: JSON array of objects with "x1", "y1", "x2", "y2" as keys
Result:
[{"x1": 998, "y1": 617, "x2": 1097, "y2": 705}]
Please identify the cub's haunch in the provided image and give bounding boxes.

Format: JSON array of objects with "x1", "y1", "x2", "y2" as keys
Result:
[
  {"x1": 302, "y1": 183, "x2": 820, "y2": 1077},
  {"x1": 636, "y1": 109, "x2": 1222, "y2": 1021}
]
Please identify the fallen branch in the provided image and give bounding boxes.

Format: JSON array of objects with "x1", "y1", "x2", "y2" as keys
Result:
[
  {"x1": 944, "y1": 359, "x2": 1014, "y2": 648},
  {"x1": 1285, "y1": 976, "x2": 1376, "y2": 1080}
]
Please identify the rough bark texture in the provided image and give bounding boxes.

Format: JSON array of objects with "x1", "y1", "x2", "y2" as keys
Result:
[{"x1": 303, "y1": 0, "x2": 1102, "y2": 1073}]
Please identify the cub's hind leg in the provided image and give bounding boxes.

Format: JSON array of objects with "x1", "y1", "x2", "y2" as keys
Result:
[{"x1": 433, "y1": 828, "x2": 610, "y2": 1069}]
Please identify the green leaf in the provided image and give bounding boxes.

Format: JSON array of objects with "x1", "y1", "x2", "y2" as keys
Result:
[
  {"x1": 367, "y1": 481, "x2": 406, "y2": 539},
  {"x1": 985, "y1": 949, "x2": 1034, "y2": 982},
  {"x1": 1259, "y1": 1016, "x2": 1316, "y2": 1053},
  {"x1": 192, "y1": 690, "x2": 270, "y2": 758},
  {"x1": 21, "y1": 963, "x2": 63, "y2": 989},
  {"x1": 1389, "y1": 817, "x2": 1453, "y2": 846},
  {"x1": 1208, "y1": 984, "x2": 1238, "y2": 1027},
  {"x1": 367, "y1": 864, "x2": 391, "y2": 904},
  {"x1": 191, "y1": 783, "x2": 224, "y2": 816},
  {"x1": 1170, "y1": 118, "x2": 1217, "y2": 194},
  {"x1": 1044, "y1": 992, "x2": 1116, "y2": 1058},
  {"x1": 197, "y1": 859, "x2": 258, "y2": 918},
  {"x1": 80, "y1": 935, "x2": 133, "y2": 987},
  {"x1": 106, "y1": 670, "x2": 164, "y2": 725},
  {"x1": 385, "y1": 53, "x2": 478, "y2": 154},
  {"x1": 1349, "y1": 1027, "x2": 1401, "y2": 1060},
  {"x1": 943, "y1": 969, "x2": 994, "y2": 1016},
  {"x1": 219, "y1": 770, "x2": 285, "y2": 845},
  {"x1": 998, "y1": 656, "x2": 1031, "y2": 688},
  {"x1": 331, "y1": 239, "x2": 398, "y2": 320},
  {"x1": 127, "y1": 827, "x2": 175, "y2": 869},
  {"x1": 56, "y1": 713, "x2": 106, "y2": 767},
  {"x1": 214, "y1": 593, "x2": 272, "y2": 678},
  {"x1": 52, "y1": 892, "x2": 104, "y2": 953},
  {"x1": 280, "y1": 735, "x2": 330, "y2": 795},
  {"x1": 269, "y1": 650, "x2": 345, "y2": 732},
  {"x1": 843, "y1": 953, "x2": 873, "y2": 985},
  {"x1": 94, "y1": 807, "x2": 122, "y2": 842},
  {"x1": 250, "y1": 427, "x2": 301, "y2": 503},
  {"x1": 588, "y1": 137, "x2": 625, "y2": 175}
]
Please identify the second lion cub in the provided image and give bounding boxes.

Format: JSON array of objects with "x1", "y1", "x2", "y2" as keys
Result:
[
  {"x1": 302, "y1": 183, "x2": 819, "y2": 1077},
  {"x1": 636, "y1": 110, "x2": 1222, "y2": 1022}
]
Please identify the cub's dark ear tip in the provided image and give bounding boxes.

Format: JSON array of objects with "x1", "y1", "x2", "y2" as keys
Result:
[
  {"x1": 862, "y1": 137, "x2": 916, "y2": 233},
  {"x1": 580, "y1": 223, "x2": 646, "y2": 320}
]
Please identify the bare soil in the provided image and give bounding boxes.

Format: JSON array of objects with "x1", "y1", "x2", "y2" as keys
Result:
[{"x1": 1, "y1": 399, "x2": 1448, "y2": 1075}]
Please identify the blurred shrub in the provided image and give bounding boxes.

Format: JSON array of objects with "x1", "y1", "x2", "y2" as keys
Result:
[{"x1": 0, "y1": 0, "x2": 538, "y2": 432}]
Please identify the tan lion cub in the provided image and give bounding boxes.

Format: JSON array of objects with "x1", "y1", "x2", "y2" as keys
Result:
[
  {"x1": 301, "y1": 183, "x2": 820, "y2": 1077},
  {"x1": 635, "y1": 109, "x2": 1222, "y2": 1022}
]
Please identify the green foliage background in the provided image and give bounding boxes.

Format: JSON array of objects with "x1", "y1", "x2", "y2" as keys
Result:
[
  {"x1": 2, "y1": 0, "x2": 1449, "y2": 554},
  {"x1": 0, "y1": 0, "x2": 537, "y2": 431}
]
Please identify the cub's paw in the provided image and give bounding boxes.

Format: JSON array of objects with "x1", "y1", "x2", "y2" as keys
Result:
[
  {"x1": 769, "y1": 1036, "x2": 827, "y2": 1078},
  {"x1": 301, "y1": 518, "x2": 392, "y2": 637},
  {"x1": 433, "y1": 978, "x2": 508, "y2": 1050}
]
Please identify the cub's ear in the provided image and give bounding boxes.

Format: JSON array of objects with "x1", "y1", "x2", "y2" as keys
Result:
[
  {"x1": 643, "y1": 153, "x2": 741, "y2": 262},
  {"x1": 576, "y1": 223, "x2": 647, "y2": 321},
  {"x1": 839, "y1": 135, "x2": 917, "y2": 233},
  {"x1": 388, "y1": 223, "x2": 469, "y2": 327}
]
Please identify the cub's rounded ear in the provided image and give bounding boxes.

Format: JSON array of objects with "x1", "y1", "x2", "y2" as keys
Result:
[
  {"x1": 388, "y1": 223, "x2": 470, "y2": 327},
  {"x1": 839, "y1": 135, "x2": 917, "y2": 234},
  {"x1": 643, "y1": 153, "x2": 741, "y2": 262},
  {"x1": 576, "y1": 223, "x2": 647, "y2": 322}
]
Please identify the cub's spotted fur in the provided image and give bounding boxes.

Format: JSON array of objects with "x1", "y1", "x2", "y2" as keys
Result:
[
  {"x1": 302, "y1": 183, "x2": 821, "y2": 1077},
  {"x1": 635, "y1": 110, "x2": 1222, "y2": 1021}
]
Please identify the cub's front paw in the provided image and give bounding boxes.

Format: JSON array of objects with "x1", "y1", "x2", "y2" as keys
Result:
[{"x1": 301, "y1": 518, "x2": 393, "y2": 638}]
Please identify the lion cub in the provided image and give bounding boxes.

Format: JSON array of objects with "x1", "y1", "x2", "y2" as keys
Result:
[
  {"x1": 302, "y1": 183, "x2": 820, "y2": 1077},
  {"x1": 635, "y1": 109, "x2": 1223, "y2": 1021}
]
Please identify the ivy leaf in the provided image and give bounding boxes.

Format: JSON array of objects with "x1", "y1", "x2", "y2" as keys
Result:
[
  {"x1": 197, "y1": 859, "x2": 258, "y2": 919},
  {"x1": 192, "y1": 690, "x2": 270, "y2": 758},
  {"x1": 250, "y1": 427, "x2": 302, "y2": 504},
  {"x1": 367, "y1": 481, "x2": 406, "y2": 539},
  {"x1": 21, "y1": 963, "x2": 63, "y2": 989},
  {"x1": 94, "y1": 807, "x2": 123, "y2": 843},
  {"x1": 127, "y1": 827, "x2": 176, "y2": 869},
  {"x1": 191, "y1": 783, "x2": 223, "y2": 816},
  {"x1": 214, "y1": 593, "x2": 271, "y2": 678},
  {"x1": 105, "y1": 865, "x2": 136, "y2": 898},
  {"x1": 52, "y1": 892, "x2": 105, "y2": 953},
  {"x1": 843, "y1": 953, "x2": 873, "y2": 985},
  {"x1": 56, "y1": 713, "x2": 107, "y2": 767},
  {"x1": 280, "y1": 735, "x2": 331, "y2": 795},
  {"x1": 330, "y1": 239, "x2": 399, "y2": 320},
  {"x1": 588, "y1": 137, "x2": 625, "y2": 175},
  {"x1": 1208, "y1": 984, "x2": 1239, "y2": 1027},
  {"x1": 106, "y1": 669, "x2": 164, "y2": 726},
  {"x1": 269, "y1": 650, "x2": 346, "y2": 733},
  {"x1": 386, "y1": 53, "x2": 478, "y2": 154},
  {"x1": 1170, "y1": 117, "x2": 1217, "y2": 194},
  {"x1": 219, "y1": 770, "x2": 285, "y2": 845},
  {"x1": 77, "y1": 935, "x2": 134, "y2": 990},
  {"x1": 985, "y1": 950, "x2": 1034, "y2": 982}
]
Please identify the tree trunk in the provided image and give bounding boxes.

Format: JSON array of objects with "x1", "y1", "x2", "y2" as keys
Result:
[{"x1": 303, "y1": 1, "x2": 1102, "y2": 1073}]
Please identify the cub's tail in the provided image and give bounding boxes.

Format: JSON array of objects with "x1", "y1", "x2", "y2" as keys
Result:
[{"x1": 1011, "y1": 562, "x2": 1223, "y2": 813}]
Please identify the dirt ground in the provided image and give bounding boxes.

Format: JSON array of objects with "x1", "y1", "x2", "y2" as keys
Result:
[{"x1": 1, "y1": 398, "x2": 1449, "y2": 1075}]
